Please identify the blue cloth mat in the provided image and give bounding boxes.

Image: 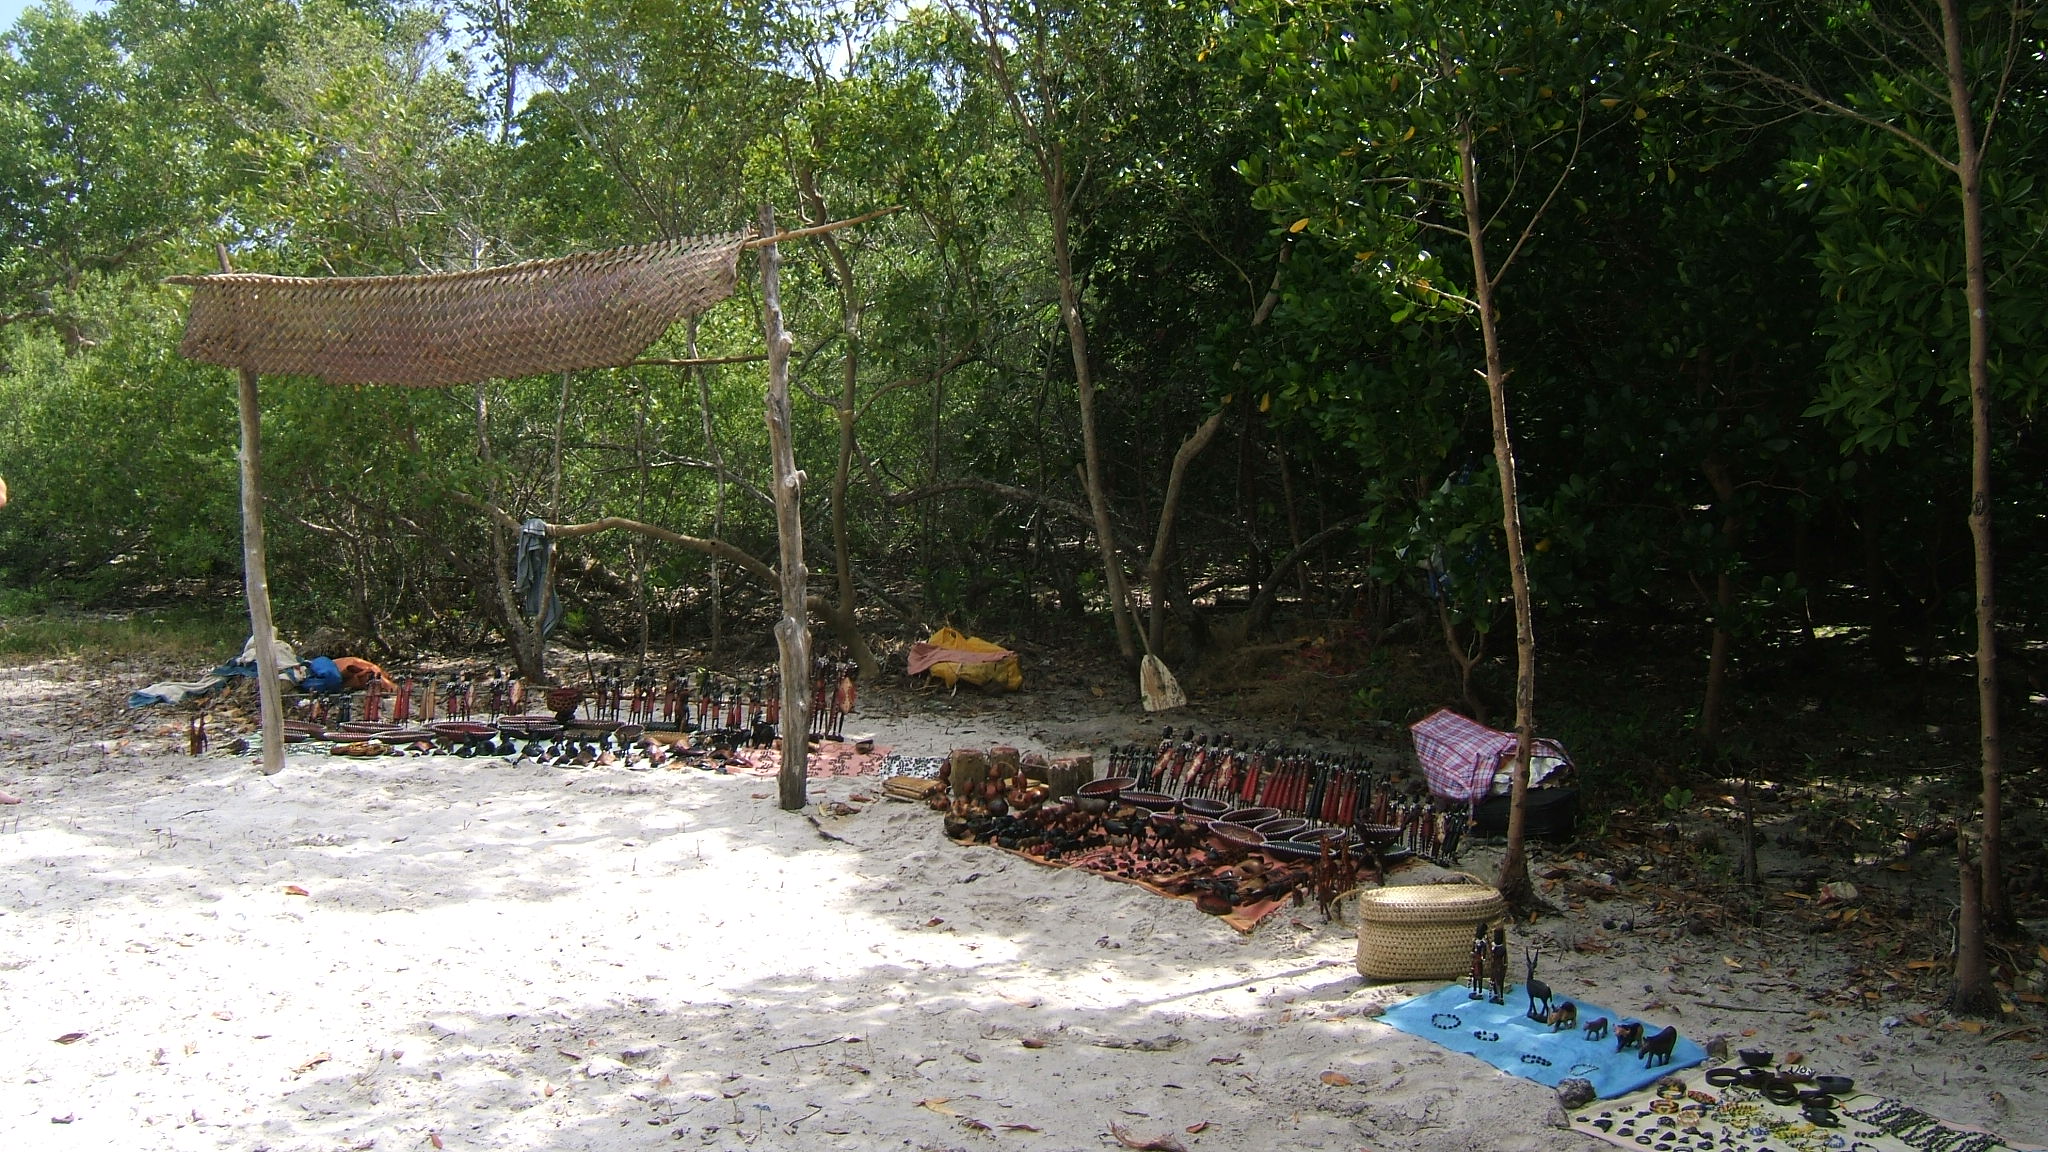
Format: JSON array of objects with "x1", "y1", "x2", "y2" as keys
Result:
[{"x1": 1381, "y1": 981, "x2": 1704, "y2": 1099}]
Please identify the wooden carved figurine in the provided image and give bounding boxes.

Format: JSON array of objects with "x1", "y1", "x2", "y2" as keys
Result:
[
  {"x1": 1524, "y1": 946, "x2": 1553, "y2": 1021},
  {"x1": 1640, "y1": 1026, "x2": 1679, "y2": 1067},
  {"x1": 1487, "y1": 927, "x2": 1508, "y2": 1004},
  {"x1": 1582, "y1": 1017, "x2": 1609, "y2": 1042},
  {"x1": 1614, "y1": 1021, "x2": 1644, "y2": 1051},
  {"x1": 1468, "y1": 924, "x2": 1489, "y2": 999},
  {"x1": 1546, "y1": 1001, "x2": 1578, "y2": 1032}
]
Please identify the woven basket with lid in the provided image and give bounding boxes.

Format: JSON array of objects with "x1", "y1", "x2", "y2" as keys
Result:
[{"x1": 1353, "y1": 877, "x2": 1506, "y2": 981}]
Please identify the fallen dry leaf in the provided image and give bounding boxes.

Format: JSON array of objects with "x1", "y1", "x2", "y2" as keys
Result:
[
  {"x1": 1208, "y1": 1053, "x2": 1242, "y2": 1065},
  {"x1": 999, "y1": 1123, "x2": 1041, "y2": 1132},
  {"x1": 542, "y1": 1083, "x2": 556, "y2": 1098},
  {"x1": 961, "y1": 1118, "x2": 993, "y2": 1132},
  {"x1": 292, "y1": 1052, "x2": 331, "y2": 1074},
  {"x1": 53, "y1": 1032, "x2": 86, "y2": 1045},
  {"x1": 1109, "y1": 1122, "x2": 1187, "y2": 1152},
  {"x1": 283, "y1": 885, "x2": 309, "y2": 897},
  {"x1": 925, "y1": 917, "x2": 945, "y2": 927},
  {"x1": 918, "y1": 1098, "x2": 956, "y2": 1117},
  {"x1": 1319, "y1": 1071, "x2": 1353, "y2": 1086},
  {"x1": 1020, "y1": 1037, "x2": 1047, "y2": 1049},
  {"x1": 429, "y1": 1133, "x2": 443, "y2": 1149},
  {"x1": 1186, "y1": 1121, "x2": 1211, "y2": 1134}
]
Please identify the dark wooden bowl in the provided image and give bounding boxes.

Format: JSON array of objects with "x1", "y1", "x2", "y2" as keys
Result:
[
  {"x1": 1179, "y1": 797, "x2": 1229, "y2": 818},
  {"x1": 1354, "y1": 824, "x2": 1404, "y2": 850},
  {"x1": 1079, "y1": 776, "x2": 1137, "y2": 798},
  {"x1": 1207, "y1": 821, "x2": 1266, "y2": 853},
  {"x1": 1221, "y1": 806, "x2": 1280, "y2": 826}
]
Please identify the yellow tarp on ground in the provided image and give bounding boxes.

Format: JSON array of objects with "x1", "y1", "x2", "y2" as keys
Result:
[{"x1": 909, "y1": 626, "x2": 1022, "y2": 691}]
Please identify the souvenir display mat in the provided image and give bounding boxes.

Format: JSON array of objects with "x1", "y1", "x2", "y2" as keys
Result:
[
  {"x1": 1381, "y1": 981, "x2": 1704, "y2": 1099},
  {"x1": 1573, "y1": 1075, "x2": 2045, "y2": 1152}
]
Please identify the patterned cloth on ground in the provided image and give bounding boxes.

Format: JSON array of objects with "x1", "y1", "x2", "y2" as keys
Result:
[{"x1": 1573, "y1": 1074, "x2": 2044, "y2": 1152}]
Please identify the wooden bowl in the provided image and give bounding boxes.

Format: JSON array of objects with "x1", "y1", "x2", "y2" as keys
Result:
[
  {"x1": 1080, "y1": 776, "x2": 1137, "y2": 797},
  {"x1": 1355, "y1": 824, "x2": 1404, "y2": 850},
  {"x1": 1253, "y1": 817, "x2": 1309, "y2": 839},
  {"x1": 1221, "y1": 806, "x2": 1280, "y2": 826},
  {"x1": 1207, "y1": 821, "x2": 1266, "y2": 853},
  {"x1": 1179, "y1": 797, "x2": 1229, "y2": 818},
  {"x1": 1121, "y1": 790, "x2": 1177, "y2": 812}
]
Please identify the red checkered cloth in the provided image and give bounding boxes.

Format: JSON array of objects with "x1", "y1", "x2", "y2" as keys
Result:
[{"x1": 1409, "y1": 709, "x2": 1570, "y2": 802}]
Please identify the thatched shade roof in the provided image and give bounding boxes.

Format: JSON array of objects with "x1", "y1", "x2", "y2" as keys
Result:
[{"x1": 167, "y1": 231, "x2": 751, "y2": 387}]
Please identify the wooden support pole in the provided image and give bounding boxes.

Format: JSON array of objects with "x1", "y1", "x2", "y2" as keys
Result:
[
  {"x1": 217, "y1": 245, "x2": 285, "y2": 775},
  {"x1": 759, "y1": 206, "x2": 810, "y2": 810},
  {"x1": 234, "y1": 364, "x2": 286, "y2": 776}
]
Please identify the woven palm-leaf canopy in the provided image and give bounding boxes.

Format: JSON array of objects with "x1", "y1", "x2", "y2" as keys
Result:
[{"x1": 168, "y1": 230, "x2": 751, "y2": 387}]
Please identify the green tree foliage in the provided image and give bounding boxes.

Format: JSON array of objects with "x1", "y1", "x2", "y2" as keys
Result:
[{"x1": 0, "y1": 1, "x2": 2037, "y2": 850}]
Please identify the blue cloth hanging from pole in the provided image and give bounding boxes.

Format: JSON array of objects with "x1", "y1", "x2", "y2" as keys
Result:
[{"x1": 515, "y1": 518, "x2": 565, "y2": 638}]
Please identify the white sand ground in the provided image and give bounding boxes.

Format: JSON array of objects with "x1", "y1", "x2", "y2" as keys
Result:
[{"x1": 1, "y1": 656, "x2": 2041, "y2": 1151}]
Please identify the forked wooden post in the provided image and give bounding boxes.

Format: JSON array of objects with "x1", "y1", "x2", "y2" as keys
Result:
[
  {"x1": 222, "y1": 249, "x2": 286, "y2": 775},
  {"x1": 235, "y1": 364, "x2": 286, "y2": 775},
  {"x1": 216, "y1": 244, "x2": 287, "y2": 776},
  {"x1": 758, "y1": 207, "x2": 810, "y2": 809}
]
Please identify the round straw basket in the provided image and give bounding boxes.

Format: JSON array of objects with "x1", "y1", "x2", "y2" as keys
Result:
[{"x1": 1354, "y1": 876, "x2": 1506, "y2": 981}]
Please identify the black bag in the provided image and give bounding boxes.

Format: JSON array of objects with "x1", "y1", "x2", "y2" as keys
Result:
[{"x1": 1473, "y1": 787, "x2": 1578, "y2": 840}]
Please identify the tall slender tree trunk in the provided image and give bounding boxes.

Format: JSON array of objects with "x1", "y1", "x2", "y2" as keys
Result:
[
  {"x1": 799, "y1": 169, "x2": 879, "y2": 679},
  {"x1": 1047, "y1": 144, "x2": 1139, "y2": 664},
  {"x1": 476, "y1": 383, "x2": 545, "y2": 683},
  {"x1": 1937, "y1": 0, "x2": 2006, "y2": 936},
  {"x1": 1147, "y1": 410, "x2": 1225, "y2": 656},
  {"x1": 1941, "y1": 0, "x2": 2007, "y2": 947},
  {"x1": 691, "y1": 317, "x2": 725, "y2": 658},
  {"x1": 631, "y1": 375, "x2": 650, "y2": 664},
  {"x1": 759, "y1": 208, "x2": 810, "y2": 812},
  {"x1": 1458, "y1": 126, "x2": 1538, "y2": 907},
  {"x1": 1700, "y1": 458, "x2": 1743, "y2": 745}
]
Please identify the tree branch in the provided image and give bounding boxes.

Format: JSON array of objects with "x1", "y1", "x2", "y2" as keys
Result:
[{"x1": 448, "y1": 491, "x2": 778, "y2": 586}]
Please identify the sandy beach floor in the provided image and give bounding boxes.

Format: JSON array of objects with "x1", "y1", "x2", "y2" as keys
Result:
[{"x1": 2, "y1": 656, "x2": 2041, "y2": 1151}]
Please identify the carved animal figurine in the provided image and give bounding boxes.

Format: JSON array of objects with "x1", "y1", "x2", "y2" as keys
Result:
[
  {"x1": 1614, "y1": 1021, "x2": 1644, "y2": 1051},
  {"x1": 1468, "y1": 924, "x2": 1489, "y2": 1000},
  {"x1": 1547, "y1": 1001, "x2": 1578, "y2": 1032},
  {"x1": 1487, "y1": 927, "x2": 1509, "y2": 1004},
  {"x1": 1640, "y1": 1026, "x2": 1679, "y2": 1067},
  {"x1": 1582, "y1": 1017, "x2": 1610, "y2": 1042},
  {"x1": 1524, "y1": 947, "x2": 1553, "y2": 1021}
]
